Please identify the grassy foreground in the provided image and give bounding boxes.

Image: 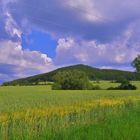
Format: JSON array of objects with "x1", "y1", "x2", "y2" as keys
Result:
[{"x1": 0, "y1": 86, "x2": 140, "y2": 140}]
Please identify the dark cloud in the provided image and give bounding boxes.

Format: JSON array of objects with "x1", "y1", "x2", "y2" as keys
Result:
[
  {"x1": 0, "y1": 63, "x2": 18, "y2": 75},
  {"x1": 0, "y1": 15, "x2": 9, "y2": 40},
  {"x1": 0, "y1": 63, "x2": 41, "y2": 83},
  {"x1": 5, "y1": 0, "x2": 140, "y2": 42}
]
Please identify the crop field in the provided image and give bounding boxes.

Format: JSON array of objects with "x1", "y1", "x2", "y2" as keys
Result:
[{"x1": 0, "y1": 83, "x2": 140, "y2": 140}]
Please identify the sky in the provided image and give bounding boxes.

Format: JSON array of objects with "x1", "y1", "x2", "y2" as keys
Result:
[{"x1": 0, "y1": 0, "x2": 140, "y2": 83}]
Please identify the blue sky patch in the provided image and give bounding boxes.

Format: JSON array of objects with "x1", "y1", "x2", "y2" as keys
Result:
[{"x1": 21, "y1": 31, "x2": 57, "y2": 58}]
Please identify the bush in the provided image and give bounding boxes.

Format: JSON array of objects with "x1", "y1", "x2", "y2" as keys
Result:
[
  {"x1": 115, "y1": 76, "x2": 128, "y2": 83},
  {"x1": 52, "y1": 83, "x2": 62, "y2": 90},
  {"x1": 118, "y1": 82, "x2": 137, "y2": 90},
  {"x1": 92, "y1": 85, "x2": 101, "y2": 90},
  {"x1": 52, "y1": 70, "x2": 94, "y2": 90},
  {"x1": 108, "y1": 79, "x2": 137, "y2": 90}
]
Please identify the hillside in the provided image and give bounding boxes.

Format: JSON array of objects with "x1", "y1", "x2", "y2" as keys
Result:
[{"x1": 2, "y1": 64, "x2": 140, "y2": 86}]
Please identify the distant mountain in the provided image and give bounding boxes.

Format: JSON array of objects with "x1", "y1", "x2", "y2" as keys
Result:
[{"x1": 2, "y1": 64, "x2": 140, "y2": 86}]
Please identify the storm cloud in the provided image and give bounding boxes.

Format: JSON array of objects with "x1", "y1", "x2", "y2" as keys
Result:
[{"x1": 5, "y1": 0, "x2": 140, "y2": 42}]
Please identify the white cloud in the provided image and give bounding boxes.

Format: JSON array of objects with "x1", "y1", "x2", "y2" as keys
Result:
[
  {"x1": 100, "y1": 66, "x2": 134, "y2": 71},
  {"x1": 55, "y1": 22, "x2": 140, "y2": 70},
  {"x1": 65, "y1": 0, "x2": 102, "y2": 22},
  {"x1": 0, "y1": 40, "x2": 54, "y2": 73},
  {"x1": 4, "y1": 12, "x2": 22, "y2": 39},
  {"x1": 65, "y1": 0, "x2": 140, "y2": 22},
  {"x1": 0, "y1": 5, "x2": 55, "y2": 82}
]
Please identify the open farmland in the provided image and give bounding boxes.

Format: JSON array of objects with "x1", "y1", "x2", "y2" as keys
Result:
[
  {"x1": 92, "y1": 81, "x2": 140, "y2": 89},
  {"x1": 0, "y1": 85, "x2": 140, "y2": 140},
  {"x1": 1, "y1": 0, "x2": 140, "y2": 139}
]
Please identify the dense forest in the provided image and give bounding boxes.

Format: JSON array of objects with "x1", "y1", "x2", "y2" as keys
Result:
[{"x1": 2, "y1": 64, "x2": 140, "y2": 86}]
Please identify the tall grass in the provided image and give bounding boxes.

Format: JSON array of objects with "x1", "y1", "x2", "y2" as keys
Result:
[{"x1": 0, "y1": 86, "x2": 140, "y2": 139}]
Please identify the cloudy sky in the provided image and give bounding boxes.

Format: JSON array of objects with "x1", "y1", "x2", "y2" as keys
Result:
[{"x1": 0, "y1": 0, "x2": 140, "y2": 83}]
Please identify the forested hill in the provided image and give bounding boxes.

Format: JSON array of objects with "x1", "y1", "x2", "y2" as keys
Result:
[{"x1": 2, "y1": 64, "x2": 140, "y2": 86}]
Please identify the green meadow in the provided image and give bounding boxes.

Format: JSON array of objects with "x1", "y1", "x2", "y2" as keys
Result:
[
  {"x1": 92, "y1": 81, "x2": 140, "y2": 89},
  {"x1": 0, "y1": 81, "x2": 140, "y2": 140}
]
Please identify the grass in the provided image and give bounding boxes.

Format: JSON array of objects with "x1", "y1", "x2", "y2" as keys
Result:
[
  {"x1": 0, "y1": 83, "x2": 140, "y2": 139},
  {"x1": 92, "y1": 80, "x2": 140, "y2": 89}
]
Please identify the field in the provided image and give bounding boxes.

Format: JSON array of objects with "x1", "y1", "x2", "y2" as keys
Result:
[
  {"x1": 92, "y1": 81, "x2": 140, "y2": 89},
  {"x1": 0, "y1": 81, "x2": 140, "y2": 140}
]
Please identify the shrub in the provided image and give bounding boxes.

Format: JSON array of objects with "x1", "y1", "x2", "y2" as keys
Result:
[
  {"x1": 52, "y1": 83, "x2": 62, "y2": 90},
  {"x1": 115, "y1": 76, "x2": 128, "y2": 83},
  {"x1": 118, "y1": 81, "x2": 137, "y2": 90},
  {"x1": 108, "y1": 79, "x2": 137, "y2": 90},
  {"x1": 92, "y1": 85, "x2": 101, "y2": 90},
  {"x1": 52, "y1": 70, "x2": 93, "y2": 90}
]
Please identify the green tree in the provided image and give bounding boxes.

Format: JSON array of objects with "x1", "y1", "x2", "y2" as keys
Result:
[
  {"x1": 132, "y1": 55, "x2": 140, "y2": 72},
  {"x1": 115, "y1": 76, "x2": 127, "y2": 83},
  {"x1": 118, "y1": 79, "x2": 137, "y2": 90},
  {"x1": 52, "y1": 70, "x2": 93, "y2": 90},
  {"x1": 108, "y1": 79, "x2": 137, "y2": 90}
]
